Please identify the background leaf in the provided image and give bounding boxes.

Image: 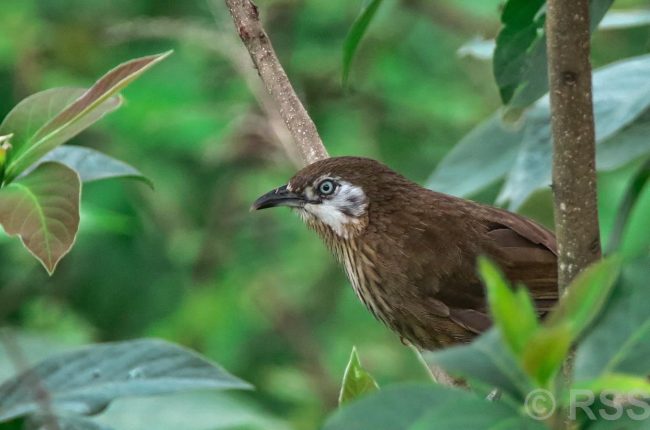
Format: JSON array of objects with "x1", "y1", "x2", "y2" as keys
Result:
[
  {"x1": 521, "y1": 324, "x2": 572, "y2": 387},
  {"x1": 342, "y1": 0, "x2": 384, "y2": 87},
  {"x1": 0, "y1": 338, "x2": 251, "y2": 422},
  {"x1": 3, "y1": 51, "x2": 171, "y2": 181},
  {"x1": 0, "y1": 162, "x2": 80, "y2": 274},
  {"x1": 28, "y1": 146, "x2": 152, "y2": 186},
  {"x1": 574, "y1": 257, "x2": 650, "y2": 380},
  {"x1": 494, "y1": 0, "x2": 613, "y2": 113},
  {"x1": 338, "y1": 347, "x2": 379, "y2": 405},
  {"x1": 423, "y1": 330, "x2": 532, "y2": 400}
]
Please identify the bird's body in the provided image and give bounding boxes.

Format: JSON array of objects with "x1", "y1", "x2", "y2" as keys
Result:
[{"x1": 253, "y1": 157, "x2": 558, "y2": 350}]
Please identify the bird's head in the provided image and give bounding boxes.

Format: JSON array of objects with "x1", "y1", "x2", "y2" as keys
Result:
[{"x1": 252, "y1": 157, "x2": 409, "y2": 238}]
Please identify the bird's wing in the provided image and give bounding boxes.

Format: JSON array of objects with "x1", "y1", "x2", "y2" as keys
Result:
[{"x1": 413, "y1": 201, "x2": 558, "y2": 336}]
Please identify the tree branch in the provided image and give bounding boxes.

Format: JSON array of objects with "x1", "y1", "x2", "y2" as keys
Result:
[
  {"x1": 224, "y1": 0, "x2": 329, "y2": 166},
  {"x1": 546, "y1": 0, "x2": 602, "y2": 291}
]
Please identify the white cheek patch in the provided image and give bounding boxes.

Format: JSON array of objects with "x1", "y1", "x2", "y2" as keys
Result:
[{"x1": 302, "y1": 181, "x2": 368, "y2": 237}]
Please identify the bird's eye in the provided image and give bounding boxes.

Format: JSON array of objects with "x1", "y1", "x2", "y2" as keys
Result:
[{"x1": 317, "y1": 180, "x2": 336, "y2": 195}]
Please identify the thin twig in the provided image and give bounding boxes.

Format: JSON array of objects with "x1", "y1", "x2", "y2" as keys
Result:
[
  {"x1": 223, "y1": 0, "x2": 329, "y2": 166},
  {"x1": 545, "y1": 0, "x2": 602, "y2": 291}
]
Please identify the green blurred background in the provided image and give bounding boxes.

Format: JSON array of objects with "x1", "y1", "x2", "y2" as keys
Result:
[{"x1": 0, "y1": 0, "x2": 648, "y2": 429}]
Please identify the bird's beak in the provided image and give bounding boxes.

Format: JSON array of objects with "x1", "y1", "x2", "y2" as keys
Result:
[{"x1": 251, "y1": 185, "x2": 305, "y2": 211}]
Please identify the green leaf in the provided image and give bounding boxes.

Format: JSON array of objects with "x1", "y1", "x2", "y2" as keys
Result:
[
  {"x1": 478, "y1": 257, "x2": 539, "y2": 357},
  {"x1": 605, "y1": 158, "x2": 650, "y2": 254},
  {"x1": 338, "y1": 347, "x2": 379, "y2": 406},
  {"x1": 29, "y1": 145, "x2": 153, "y2": 187},
  {"x1": 424, "y1": 330, "x2": 533, "y2": 400},
  {"x1": 28, "y1": 414, "x2": 113, "y2": 430},
  {"x1": 0, "y1": 338, "x2": 251, "y2": 423},
  {"x1": 433, "y1": 54, "x2": 650, "y2": 207},
  {"x1": 599, "y1": 9, "x2": 650, "y2": 30},
  {"x1": 545, "y1": 257, "x2": 621, "y2": 340},
  {"x1": 342, "y1": 0, "x2": 384, "y2": 88},
  {"x1": 573, "y1": 373, "x2": 650, "y2": 396},
  {"x1": 325, "y1": 383, "x2": 526, "y2": 430},
  {"x1": 0, "y1": 162, "x2": 80, "y2": 274},
  {"x1": 494, "y1": 0, "x2": 613, "y2": 113},
  {"x1": 574, "y1": 257, "x2": 650, "y2": 380},
  {"x1": 521, "y1": 323, "x2": 572, "y2": 387},
  {"x1": 426, "y1": 114, "x2": 523, "y2": 197},
  {"x1": 2, "y1": 51, "x2": 172, "y2": 182}
]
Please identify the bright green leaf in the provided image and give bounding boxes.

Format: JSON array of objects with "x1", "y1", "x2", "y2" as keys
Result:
[
  {"x1": 478, "y1": 257, "x2": 539, "y2": 357},
  {"x1": 545, "y1": 257, "x2": 621, "y2": 339},
  {"x1": 0, "y1": 162, "x2": 80, "y2": 274},
  {"x1": 342, "y1": 0, "x2": 384, "y2": 88},
  {"x1": 0, "y1": 338, "x2": 251, "y2": 422},
  {"x1": 575, "y1": 258, "x2": 650, "y2": 379},
  {"x1": 2, "y1": 51, "x2": 172, "y2": 182},
  {"x1": 522, "y1": 323, "x2": 572, "y2": 387},
  {"x1": 338, "y1": 347, "x2": 379, "y2": 406},
  {"x1": 30, "y1": 145, "x2": 153, "y2": 187},
  {"x1": 573, "y1": 373, "x2": 650, "y2": 396}
]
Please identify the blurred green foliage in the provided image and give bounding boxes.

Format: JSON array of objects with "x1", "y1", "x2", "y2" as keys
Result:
[{"x1": 0, "y1": 0, "x2": 648, "y2": 429}]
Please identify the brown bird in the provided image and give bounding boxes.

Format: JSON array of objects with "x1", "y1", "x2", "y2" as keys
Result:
[{"x1": 252, "y1": 157, "x2": 558, "y2": 350}]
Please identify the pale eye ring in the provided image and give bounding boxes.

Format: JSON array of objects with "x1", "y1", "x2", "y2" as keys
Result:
[{"x1": 317, "y1": 180, "x2": 336, "y2": 196}]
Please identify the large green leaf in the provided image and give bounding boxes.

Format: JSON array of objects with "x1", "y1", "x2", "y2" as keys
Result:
[
  {"x1": 28, "y1": 414, "x2": 113, "y2": 430},
  {"x1": 431, "y1": 54, "x2": 650, "y2": 209},
  {"x1": 342, "y1": 0, "x2": 384, "y2": 87},
  {"x1": 426, "y1": 114, "x2": 523, "y2": 196},
  {"x1": 0, "y1": 162, "x2": 80, "y2": 274},
  {"x1": 479, "y1": 257, "x2": 539, "y2": 358},
  {"x1": 494, "y1": 0, "x2": 613, "y2": 113},
  {"x1": 338, "y1": 347, "x2": 379, "y2": 405},
  {"x1": 0, "y1": 339, "x2": 251, "y2": 423},
  {"x1": 424, "y1": 330, "x2": 533, "y2": 400},
  {"x1": 30, "y1": 145, "x2": 152, "y2": 187},
  {"x1": 325, "y1": 383, "x2": 527, "y2": 430},
  {"x1": 1, "y1": 51, "x2": 171, "y2": 182},
  {"x1": 574, "y1": 258, "x2": 650, "y2": 380}
]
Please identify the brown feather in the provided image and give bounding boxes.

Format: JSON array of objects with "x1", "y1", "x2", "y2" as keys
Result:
[{"x1": 286, "y1": 157, "x2": 558, "y2": 350}]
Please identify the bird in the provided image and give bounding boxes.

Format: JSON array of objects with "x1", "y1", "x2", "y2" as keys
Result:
[{"x1": 252, "y1": 156, "x2": 558, "y2": 350}]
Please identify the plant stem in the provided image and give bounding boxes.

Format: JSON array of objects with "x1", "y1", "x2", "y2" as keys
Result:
[
  {"x1": 545, "y1": 0, "x2": 602, "y2": 292},
  {"x1": 223, "y1": 0, "x2": 329, "y2": 166}
]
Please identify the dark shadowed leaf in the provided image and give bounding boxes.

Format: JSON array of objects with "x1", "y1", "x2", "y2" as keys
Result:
[
  {"x1": 0, "y1": 339, "x2": 251, "y2": 423},
  {"x1": 424, "y1": 330, "x2": 533, "y2": 400},
  {"x1": 27, "y1": 414, "x2": 113, "y2": 430},
  {"x1": 2, "y1": 51, "x2": 171, "y2": 182},
  {"x1": 479, "y1": 257, "x2": 539, "y2": 358},
  {"x1": 574, "y1": 258, "x2": 650, "y2": 380},
  {"x1": 494, "y1": 0, "x2": 613, "y2": 113},
  {"x1": 325, "y1": 383, "x2": 536, "y2": 430},
  {"x1": 605, "y1": 158, "x2": 650, "y2": 254},
  {"x1": 30, "y1": 146, "x2": 152, "y2": 187},
  {"x1": 338, "y1": 347, "x2": 379, "y2": 406},
  {"x1": 342, "y1": 0, "x2": 384, "y2": 87},
  {"x1": 0, "y1": 162, "x2": 80, "y2": 274}
]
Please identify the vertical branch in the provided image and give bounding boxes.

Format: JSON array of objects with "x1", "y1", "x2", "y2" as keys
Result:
[
  {"x1": 224, "y1": 0, "x2": 329, "y2": 166},
  {"x1": 545, "y1": 0, "x2": 601, "y2": 291}
]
